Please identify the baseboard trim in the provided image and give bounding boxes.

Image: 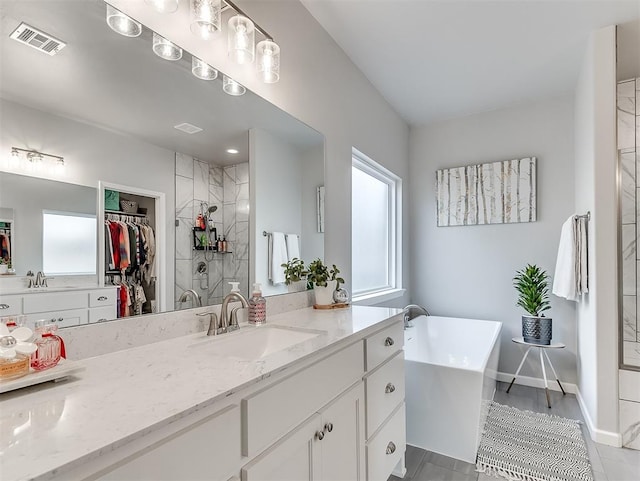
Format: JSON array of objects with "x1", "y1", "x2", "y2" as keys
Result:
[
  {"x1": 574, "y1": 387, "x2": 622, "y2": 447},
  {"x1": 496, "y1": 371, "x2": 577, "y2": 394}
]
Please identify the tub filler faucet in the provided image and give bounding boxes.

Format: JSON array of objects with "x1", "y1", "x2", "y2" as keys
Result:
[{"x1": 403, "y1": 304, "x2": 430, "y2": 329}]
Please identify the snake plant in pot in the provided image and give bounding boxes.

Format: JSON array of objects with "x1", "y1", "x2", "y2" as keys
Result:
[{"x1": 513, "y1": 264, "x2": 552, "y2": 345}]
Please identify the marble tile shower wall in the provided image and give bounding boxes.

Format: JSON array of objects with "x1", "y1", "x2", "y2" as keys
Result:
[
  {"x1": 174, "y1": 153, "x2": 249, "y2": 309},
  {"x1": 618, "y1": 79, "x2": 639, "y2": 348},
  {"x1": 618, "y1": 78, "x2": 640, "y2": 452}
]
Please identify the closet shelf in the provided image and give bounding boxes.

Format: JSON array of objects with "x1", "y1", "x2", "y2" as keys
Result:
[{"x1": 104, "y1": 209, "x2": 147, "y2": 218}]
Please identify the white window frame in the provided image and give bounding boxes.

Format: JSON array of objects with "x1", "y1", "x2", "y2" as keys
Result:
[{"x1": 351, "y1": 148, "x2": 403, "y2": 304}]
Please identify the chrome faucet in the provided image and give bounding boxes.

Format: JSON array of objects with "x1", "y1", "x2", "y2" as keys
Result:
[
  {"x1": 221, "y1": 292, "x2": 249, "y2": 333},
  {"x1": 178, "y1": 289, "x2": 203, "y2": 308},
  {"x1": 197, "y1": 311, "x2": 221, "y2": 336},
  {"x1": 35, "y1": 271, "x2": 50, "y2": 288},
  {"x1": 403, "y1": 304, "x2": 430, "y2": 329}
]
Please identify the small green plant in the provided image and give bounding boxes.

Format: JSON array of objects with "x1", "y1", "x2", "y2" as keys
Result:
[
  {"x1": 281, "y1": 258, "x2": 308, "y2": 285},
  {"x1": 307, "y1": 259, "x2": 344, "y2": 289},
  {"x1": 513, "y1": 264, "x2": 550, "y2": 317}
]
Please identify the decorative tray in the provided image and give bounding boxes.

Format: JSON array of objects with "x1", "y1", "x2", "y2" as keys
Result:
[
  {"x1": 313, "y1": 303, "x2": 350, "y2": 310},
  {"x1": 0, "y1": 359, "x2": 85, "y2": 394}
]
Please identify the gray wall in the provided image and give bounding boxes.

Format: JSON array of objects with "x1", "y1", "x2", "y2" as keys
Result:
[{"x1": 409, "y1": 95, "x2": 578, "y2": 383}]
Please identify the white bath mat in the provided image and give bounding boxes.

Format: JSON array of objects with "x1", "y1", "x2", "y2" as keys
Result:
[{"x1": 476, "y1": 402, "x2": 593, "y2": 481}]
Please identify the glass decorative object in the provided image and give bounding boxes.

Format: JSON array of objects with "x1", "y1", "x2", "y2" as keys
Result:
[
  {"x1": 228, "y1": 15, "x2": 255, "y2": 64},
  {"x1": 152, "y1": 32, "x2": 182, "y2": 61},
  {"x1": 256, "y1": 40, "x2": 280, "y2": 83},
  {"x1": 333, "y1": 287, "x2": 350, "y2": 304},
  {"x1": 145, "y1": 0, "x2": 179, "y2": 14},
  {"x1": 106, "y1": 5, "x2": 142, "y2": 37},
  {"x1": 192, "y1": 56, "x2": 218, "y2": 80},
  {"x1": 222, "y1": 75, "x2": 246, "y2": 96},
  {"x1": 31, "y1": 321, "x2": 63, "y2": 371},
  {"x1": 190, "y1": 0, "x2": 221, "y2": 39}
]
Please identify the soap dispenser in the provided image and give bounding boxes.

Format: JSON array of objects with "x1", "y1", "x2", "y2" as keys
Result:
[
  {"x1": 248, "y1": 283, "x2": 266, "y2": 325},
  {"x1": 229, "y1": 281, "x2": 240, "y2": 293}
]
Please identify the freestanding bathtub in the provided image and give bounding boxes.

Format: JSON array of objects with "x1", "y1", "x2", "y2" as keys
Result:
[{"x1": 405, "y1": 315, "x2": 502, "y2": 464}]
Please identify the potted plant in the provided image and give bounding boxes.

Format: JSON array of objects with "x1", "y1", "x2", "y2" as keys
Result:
[
  {"x1": 307, "y1": 259, "x2": 344, "y2": 306},
  {"x1": 281, "y1": 258, "x2": 308, "y2": 293},
  {"x1": 513, "y1": 264, "x2": 552, "y2": 345}
]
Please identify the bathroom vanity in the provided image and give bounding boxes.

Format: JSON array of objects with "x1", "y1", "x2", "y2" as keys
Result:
[
  {"x1": 0, "y1": 306, "x2": 405, "y2": 481},
  {"x1": 0, "y1": 286, "x2": 117, "y2": 329}
]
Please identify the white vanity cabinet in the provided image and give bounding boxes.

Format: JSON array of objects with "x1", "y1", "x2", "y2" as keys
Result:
[
  {"x1": 0, "y1": 287, "x2": 117, "y2": 328},
  {"x1": 364, "y1": 322, "x2": 406, "y2": 481}
]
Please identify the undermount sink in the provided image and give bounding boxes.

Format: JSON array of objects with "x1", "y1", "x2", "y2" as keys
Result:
[{"x1": 190, "y1": 325, "x2": 323, "y2": 360}]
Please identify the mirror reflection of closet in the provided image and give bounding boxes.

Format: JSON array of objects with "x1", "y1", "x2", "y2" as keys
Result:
[{"x1": 0, "y1": 208, "x2": 13, "y2": 275}]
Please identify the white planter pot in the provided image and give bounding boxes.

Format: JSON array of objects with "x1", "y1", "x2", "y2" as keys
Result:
[
  {"x1": 0, "y1": 265, "x2": 7, "y2": 275},
  {"x1": 287, "y1": 280, "x2": 307, "y2": 293},
  {"x1": 313, "y1": 282, "x2": 336, "y2": 306}
]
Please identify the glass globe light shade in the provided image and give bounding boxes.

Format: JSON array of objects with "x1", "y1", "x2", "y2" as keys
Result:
[
  {"x1": 152, "y1": 32, "x2": 182, "y2": 61},
  {"x1": 192, "y1": 57, "x2": 218, "y2": 80},
  {"x1": 256, "y1": 39, "x2": 280, "y2": 83},
  {"x1": 190, "y1": 0, "x2": 221, "y2": 39},
  {"x1": 106, "y1": 5, "x2": 142, "y2": 37},
  {"x1": 145, "y1": 0, "x2": 179, "y2": 14},
  {"x1": 228, "y1": 15, "x2": 255, "y2": 64},
  {"x1": 222, "y1": 75, "x2": 246, "y2": 96}
]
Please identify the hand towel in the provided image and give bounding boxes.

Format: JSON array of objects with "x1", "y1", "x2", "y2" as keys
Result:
[
  {"x1": 269, "y1": 232, "x2": 287, "y2": 285},
  {"x1": 553, "y1": 215, "x2": 589, "y2": 301},
  {"x1": 553, "y1": 216, "x2": 578, "y2": 301},
  {"x1": 286, "y1": 234, "x2": 300, "y2": 261}
]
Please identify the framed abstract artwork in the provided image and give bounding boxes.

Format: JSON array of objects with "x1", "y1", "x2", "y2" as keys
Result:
[{"x1": 436, "y1": 157, "x2": 536, "y2": 227}]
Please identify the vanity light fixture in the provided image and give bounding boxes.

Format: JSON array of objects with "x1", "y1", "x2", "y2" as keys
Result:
[
  {"x1": 10, "y1": 147, "x2": 64, "y2": 169},
  {"x1": 190, "y1": 0, "x2": 221, "y2": 40},
  {"x1": 152, "y1": 32, "x2": 182, "y2": 61},
  {"x1": 256, "y1": 39, "x2": 280, "y2": 83},
  {"x1": 228, "y1": 14, "x2": 255, "y2": 64},
  {"x1": 226, "y1": 148, "x2": 239, "y2": 154},
  {"x1": 192, "y1": 56, "x2": 218, "y2": 80},
  {"x1": 144, "y1": 0, "x2": 179, "y2": 14},
  {"x1": 106, "y1": 5, "x2": 142, "y2": 37},
  {"x1": 222, "y1": 75, "x2": 245, "y2": 96}
]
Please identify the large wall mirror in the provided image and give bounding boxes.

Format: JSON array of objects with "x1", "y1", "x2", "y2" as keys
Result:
[{"x1": 0, "y1": 0, "x2": 324, "y2": 325}]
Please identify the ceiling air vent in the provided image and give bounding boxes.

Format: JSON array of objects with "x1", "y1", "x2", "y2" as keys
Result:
[
  {"x1": 174, "y1": 123, "x2": 203, "y2": 134},
  {"x1": 9, "y1": 22, "x2": 66, "y2": 56}
]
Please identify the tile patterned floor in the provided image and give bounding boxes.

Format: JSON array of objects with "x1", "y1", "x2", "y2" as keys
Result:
[{"x1": 389, "y1": 382, "x2": 640, "y2": 481}]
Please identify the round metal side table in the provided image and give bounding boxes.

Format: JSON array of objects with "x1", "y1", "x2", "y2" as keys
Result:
[{"x1": 507, "y1": 337, "x2": 566, "y2": 408}]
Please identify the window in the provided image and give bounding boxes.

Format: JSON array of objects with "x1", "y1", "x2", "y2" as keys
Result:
[
  {"x1": 43, "y1": 211, "x2": 97, "y2": 275},
  {"x1": 351, "y1": 149, "x2": 402, "y2": 299}
]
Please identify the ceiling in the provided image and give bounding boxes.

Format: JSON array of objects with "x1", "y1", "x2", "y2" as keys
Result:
[
  {"x1": 0, "y1": 0, "x2": 321, "y2": 165},
  {"x1": 301, "y1": 0, "x2": 640, "y2": 126}
]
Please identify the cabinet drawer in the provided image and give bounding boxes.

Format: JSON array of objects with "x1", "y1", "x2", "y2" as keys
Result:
[
  {"x1": 25, "y1": 308, "x2": 87, "y2": 329},
  {"x1": 89, "y1": 305, "x2": 117, "y2": 323},
  {"x1": 242, "y1": 341, "x2": 364, "y2": 458},
  {"x1": 98, "y1": 405, "x2": 241, "y2": 481},
  {"x1": 0, "y1": 295, "x2": 22, "y2": 316},
  {"x1": 23, "y1": 291, "x2": 87, "y2": 314},
  {"x1": 365, "y1": 321, "x2": 403, "y2": 371},
  {"x1": 89, "y1": 288, "x2": 117, "y2": 308},
  {"x1": 366, "y1": 351, "x2": 405, "y2": 437},
  {"x1": 367, "y1": 403, "x2": 406, "y2": 481}
]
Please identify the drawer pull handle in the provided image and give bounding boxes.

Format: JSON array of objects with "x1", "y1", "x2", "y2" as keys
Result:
[
  {"x1": 385, "y1": 383, "x2": 396, "y2": 394},
  {"x1": 325, "y1": 422, "x2": 333, "y2": 433},
  {"x1": 51, "y1": 318, "x2": 57, "y2": 322},
  {"x1": 384, "y1": 337, "x2": 394, "y2": 347},
  {"x1": 97, "y1": 318, "x2": 108, "y2": 322},
  {"x1": 315, "y1": 430, "x2": 325, "y2": 441},
  {"x1": 97, "y1": 296, "x2": 108, "y2": 301},
  {"x1": 386, "y1": 441, "x2": 396, "y2": 455},
  {"x1": 58, "y1": 318, "x2": 64, "y2": 322},
  {"x1": 0, "y1": 304, "x2": 9, "y2": 309}
]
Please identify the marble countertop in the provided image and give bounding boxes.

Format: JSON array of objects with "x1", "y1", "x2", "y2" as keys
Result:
[
  {"x1": 0, "y1": 285, "x2": 113, "y2": 295},
  {"x1": 0, "y1": 305, "x2": 402, "y2": 481}
]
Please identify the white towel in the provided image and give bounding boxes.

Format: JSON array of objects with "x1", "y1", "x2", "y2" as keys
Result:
[
  {"x1": 286, "y1": 234, "x2": 300, "y2": 261},
  {"x1": 553, "y1": 215, "x2": 588, "y2": 301},
  {"x1": 269, "y1": 232, "x2": 287, "y2": 285}
]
